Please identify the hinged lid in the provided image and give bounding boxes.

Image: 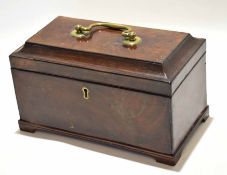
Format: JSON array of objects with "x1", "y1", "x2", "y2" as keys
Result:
[{"x1": 10, "y1": 16, "x2": 206, "y2": 96}]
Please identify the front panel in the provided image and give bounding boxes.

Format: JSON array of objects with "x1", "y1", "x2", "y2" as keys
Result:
[{"x1": 12, "y1": 69, "x2": 172, "y2": 154}]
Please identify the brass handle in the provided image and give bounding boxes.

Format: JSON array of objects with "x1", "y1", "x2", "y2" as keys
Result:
[{"x1": 70, "y1": 22, "x2": 142, "y2": 47}]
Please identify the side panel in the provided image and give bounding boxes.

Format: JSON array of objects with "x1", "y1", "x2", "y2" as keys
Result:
[
  {"x1": 172, "y1": 55, "x2": 207, "y2": 152},
  {"x1": 12, "y1": 69, "x2": 172, "y2": 154}
]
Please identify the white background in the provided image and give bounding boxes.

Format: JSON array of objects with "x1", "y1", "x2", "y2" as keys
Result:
[{"x1": 1, "y1": 0, "x2": 227, "y2": 174}]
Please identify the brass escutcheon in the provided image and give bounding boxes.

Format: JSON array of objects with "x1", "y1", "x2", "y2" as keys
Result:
[{"x1": 82, "y1": 87, "x2": 89, "y2": 100}]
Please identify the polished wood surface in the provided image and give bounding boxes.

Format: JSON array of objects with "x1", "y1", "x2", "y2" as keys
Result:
[
  {"x1": 10, "y1": 37, "x2": 205, "y2": 96},
  {"x1": 172, "y1": 55, "x2": 207, "y2": 152},
  {"x1": 27, "y1": 16, "x2": 188, "y2": 64},
  {"x1": 9, "y1": 16, "x2": 209, "y2": 166},
  {"x1": 10, "y1": 17, "x2": 206, "y2": 97},
  {"x1": 18, "y1": 106, "x2": 209, "y2": 166},
  {"x1": 12, "y1": 69, "x2": 172, "y2": 154}
]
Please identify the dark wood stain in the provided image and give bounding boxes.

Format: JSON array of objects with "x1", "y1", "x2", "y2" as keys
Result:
[
  {"x1": 9, "y1": 16, "x2": 209, "y2": 166},
  {"x1": 27, "y1": 16, "x2": 188, "y2": 64}
]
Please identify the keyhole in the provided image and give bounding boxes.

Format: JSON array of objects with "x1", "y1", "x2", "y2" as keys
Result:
[{"x1": 82, "y1": 87, "x2": 89, "y2": 100}]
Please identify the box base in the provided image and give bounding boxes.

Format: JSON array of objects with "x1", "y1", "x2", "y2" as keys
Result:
[{"x1": 18, "y1": 106, "x2": 209, "y2": 166}]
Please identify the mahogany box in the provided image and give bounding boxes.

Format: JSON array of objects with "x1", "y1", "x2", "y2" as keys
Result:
[{"x1": 9, "y1": 16, "x2": 209, "y2": 165}]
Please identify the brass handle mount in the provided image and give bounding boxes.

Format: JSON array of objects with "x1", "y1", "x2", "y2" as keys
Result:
[{"x1": 70, "y1": 22, "x2": 142, "y2": 47}]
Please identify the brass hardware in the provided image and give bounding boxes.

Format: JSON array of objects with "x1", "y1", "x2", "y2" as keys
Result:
[
  {"x1": 70, "y1": 22, "x2": 142, "y2": 47},
  {"x1": 82, "y1": 87, "x2": 89, "y2": 100}
]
